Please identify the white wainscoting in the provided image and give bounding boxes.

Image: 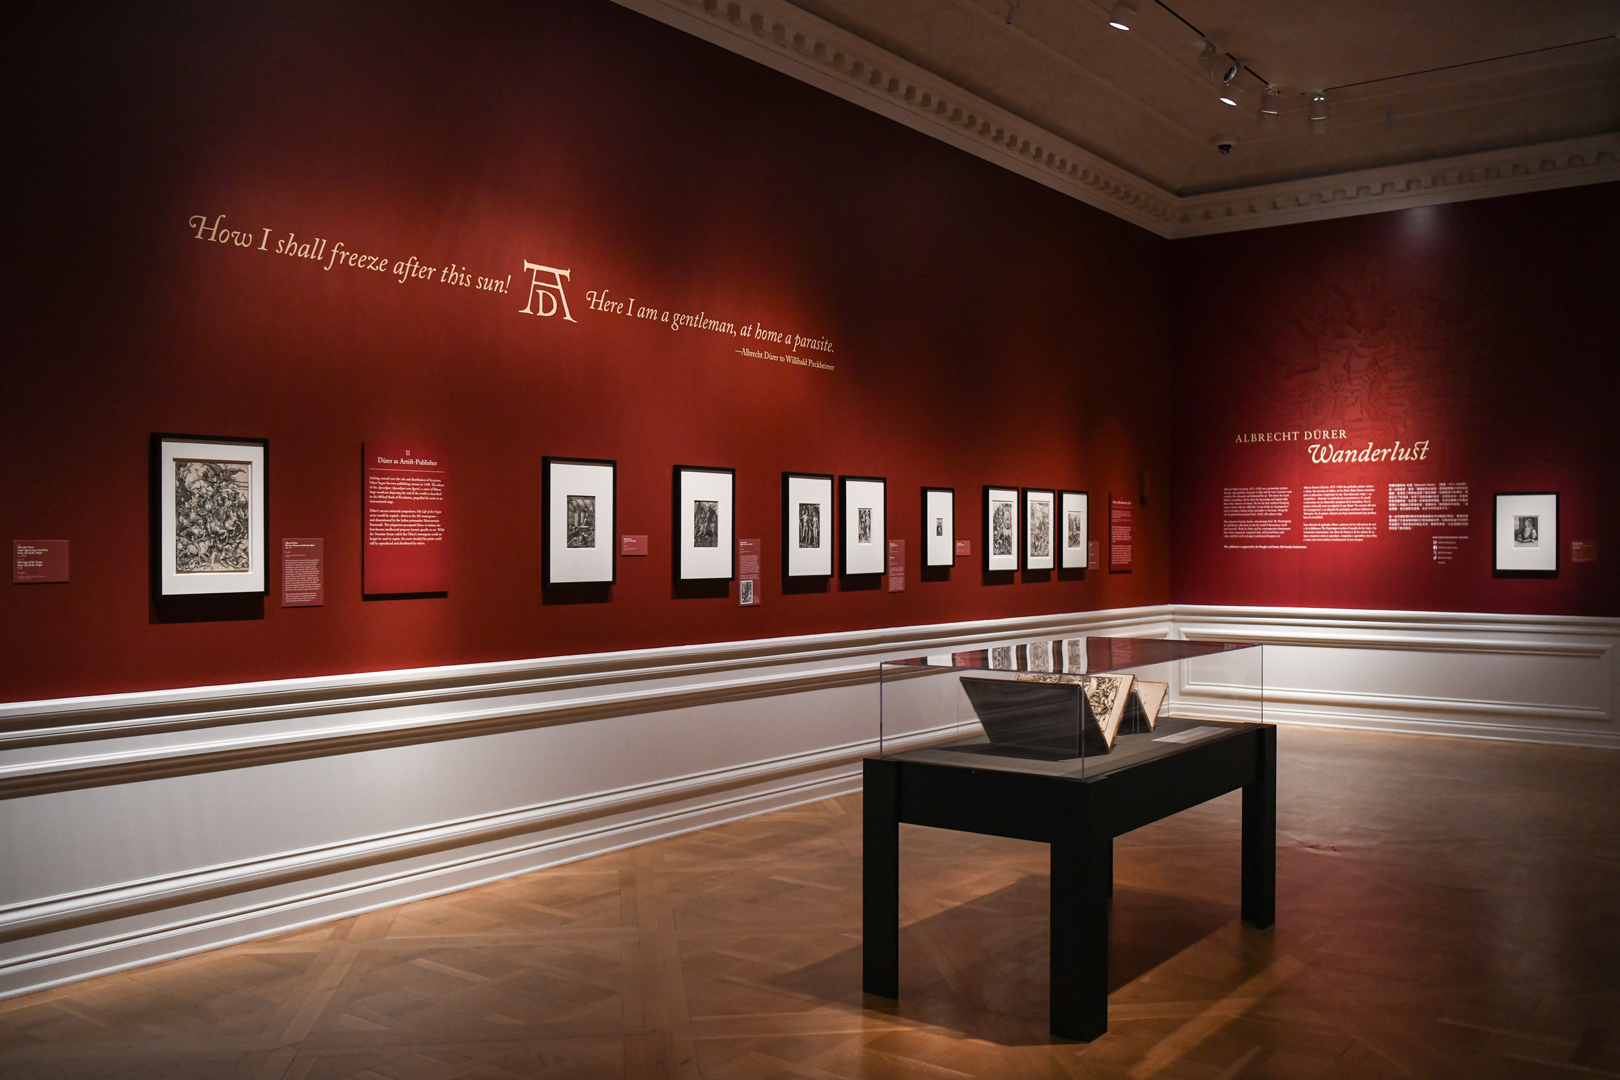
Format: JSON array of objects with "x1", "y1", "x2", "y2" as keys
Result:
[
  {"x1": 1172, "y1": 605, "x2": 1619, "y2": 748},
  {"x1": 0, "y1": 606, "x2": 1173, "y2": 999},
  {"x1": 0, "y1": 603, "x2": 1613, "y2": 1000}
]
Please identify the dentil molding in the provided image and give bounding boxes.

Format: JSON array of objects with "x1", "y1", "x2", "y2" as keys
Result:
[{"x1": 614, "y1": 0, "x2": 1620, "y2": 238}]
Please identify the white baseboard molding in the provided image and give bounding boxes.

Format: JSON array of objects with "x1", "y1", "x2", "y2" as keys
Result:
[{"x1": 0, "y1": 601, "x2": 1614, "y2": 1000}]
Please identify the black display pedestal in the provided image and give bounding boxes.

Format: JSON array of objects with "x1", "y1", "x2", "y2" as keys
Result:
[{"x1": 862, "y1": 720, "x2": 1276, "y2": 1041}]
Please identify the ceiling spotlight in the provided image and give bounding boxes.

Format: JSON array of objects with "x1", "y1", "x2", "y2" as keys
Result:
[
  {"x1": 1257, "y1": 85, "x2": 1282, "y2": 128},
  {"x1": 1199, "y1": 39, "x2": 1219, "y2": 78},
  {"x1": 1218, "y1": 84, "x2": 1244, "y2": 107},
  {"x1": 1108, "y1": 0, "x2": 1138, "y2": 31},
  {"x1": 1308, "y1": 91, "x2": 1329, "y2": 133}
]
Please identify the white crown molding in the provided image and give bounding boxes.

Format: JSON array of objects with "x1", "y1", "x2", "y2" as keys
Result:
[
  {"x1": 612, "y1": 0, "x2": 1620, "y2": 238},
  {"x1": 1173, "y1": 134, "x2": 1620, "y2": 237}
]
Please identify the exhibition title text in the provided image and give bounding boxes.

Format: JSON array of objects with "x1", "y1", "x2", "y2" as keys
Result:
[{"x1": 1233, "y1": 428, "x2": 1432, "y2": 465}]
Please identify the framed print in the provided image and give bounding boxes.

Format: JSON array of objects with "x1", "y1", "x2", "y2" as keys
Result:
[
  {"x1": 1494, "y1": 492, "x2": 1558, "y2": 577},
  {"x1": 1060, "y1": 489, "x2": 1089, "y2": 569},
  {"x1": 1023, "y1": 488, "x2": 1055, "y2": 570},
  {"x1": 543, "y1": 457, "x2": 615, "y2": 585},
  {"x1": 839, "y1": 476, "x2": 887, "y2": 575},
  {"x1": 675, "y1": 465, "x2": 734, "y2": 580},
  {"x1": 922, "y1": 487, "x2": 955, "y2": 568},
  {"x1": 783, "y1": 472, "x2": 834, "y2": 577},
  {"x1": 983, "y1": 485, "x2": 1019, "y2": 572},
  {"x1": 152, "y1": 433, "x2": 268, "y2": 597}
]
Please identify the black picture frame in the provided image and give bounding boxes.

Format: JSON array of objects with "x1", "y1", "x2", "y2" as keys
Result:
[
  {"x1": 1022, "y1": 487, "x2": 1056, "y2": 571},
  {"x1": 922, "y1": 486, "x2": 955, "y2": 568},
  {"x1": 151, "y1": 432, "x2": 270, "y2": 599},
  {"x1": 541, "y1": 456, "x2": 617, "y2": 586},
  {"x1": 1493, "y1": 491, "x2": 1559, "y2": 578},
  {"x1": 839, "y1": 475, "x2": 887, "y2": 576},
  {"x1": 674, "y1": 465, "x2": 735, "y2": 581},
  {"x1": 782, "y1": 471, "x2": 835, "y2": 578},
  {"x1": 983, "y1": 484, "x2": 1019, "y2": 573},
  {"x1": 1059, "y1": 489, "x2": 1090, "y2": 570}
]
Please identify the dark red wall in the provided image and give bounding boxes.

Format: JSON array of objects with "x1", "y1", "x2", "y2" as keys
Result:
[
  {"x1": 1, "y1": 1, "x2": 1173, "y2": 704},
  {"x1": 1169, "y1": 186, "x2": 1620, "y2": 615}
]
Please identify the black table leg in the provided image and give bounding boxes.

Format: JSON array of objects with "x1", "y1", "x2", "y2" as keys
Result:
[
  {"x1": 1241, "y1": 725, "x2": 1276, "y2": 928},
  {"x1": 863, "y1": 757, "x2": 900, "y2": 998},
  {"x1": 1049, "y1": 790, "x2": 1110, "y2": 1041}
]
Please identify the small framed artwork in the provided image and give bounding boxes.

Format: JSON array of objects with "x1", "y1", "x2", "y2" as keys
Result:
[
  {"x1": 1494, "y1": 492, "x2": 1558, "y2": 577},
  {"x1": 542, "y1": 457, "x2": 615, "y2": 585},
  {"x1": 783, "y1": 472, "x2": 834, "y2": 577},
  {"x1": 1060, "y1": 490, "x2": 1089, "y2": 569},
  {"x1": 675, "y1": 466, "x2": 735, "y2": 580},
  {"x1": 1023, "y1": 488, "x2": 1055, "y2": 570},
  {"x1": 839, "y1": 475, "x2": 887, "y2": 575},
  {"x1": 922, "y1": 487, "x2": 954, "y2": 568},
  {"x1": 983, "y1": 485, "x2": 1019, "y2": 572},
  {"x1": 152, "y1": 433, "x2": 268, "y2": 596}
]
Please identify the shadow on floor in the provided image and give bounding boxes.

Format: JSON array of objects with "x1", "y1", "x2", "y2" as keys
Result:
[{"x1": 766, "y1": 874, "x2": 1245, "y2": 1046}]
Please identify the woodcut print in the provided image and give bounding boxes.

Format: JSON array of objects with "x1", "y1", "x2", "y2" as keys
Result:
[
  {"x1": 174, "y1": 459, "x2": 252, "y2": 573},
  {"x1": 566, "y1": 495, "x2": 595, "y2": 549},
  {"x1": 693, "y1": 500, "x2": 719, "y2": 548}
]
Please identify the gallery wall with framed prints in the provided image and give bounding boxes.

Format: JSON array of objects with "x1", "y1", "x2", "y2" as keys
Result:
[
  {"x1": 1169, "y1": 184, "x2": 1614, "y2": 617},
  {"x1": 1, "y1": 7, "x2": 1611, "y2": 711}
]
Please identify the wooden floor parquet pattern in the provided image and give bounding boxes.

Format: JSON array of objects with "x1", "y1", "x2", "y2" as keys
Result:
[{"x1": 3, "y1": 725, "x2": 1620, "y2": 1078}]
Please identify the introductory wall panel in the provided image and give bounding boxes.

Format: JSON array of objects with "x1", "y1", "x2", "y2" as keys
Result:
[
  {"x1": 0, "y1": 0, "x2": 1171, "y2": 705},
  {"x1": 1169, "y1": 187, "x2": 1620, "y2": 616}
]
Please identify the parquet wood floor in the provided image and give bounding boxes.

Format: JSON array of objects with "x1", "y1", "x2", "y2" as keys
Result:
[{"x1": 4, "y1": 725, "x2": 1619, "y2": 1078}]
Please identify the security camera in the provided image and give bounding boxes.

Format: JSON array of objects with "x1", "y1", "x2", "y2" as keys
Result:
[{"x1": 1210, "y1": 134, "x2": 1237, "y2": 155}]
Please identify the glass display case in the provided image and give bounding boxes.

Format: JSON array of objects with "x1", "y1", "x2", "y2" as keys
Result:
[
  {"x1": 877, "y1": 635, "x2": 1264, "y2": 776},
  {"x1": 865, "y1": 634, "x2": 1273, "y2": 1040}
]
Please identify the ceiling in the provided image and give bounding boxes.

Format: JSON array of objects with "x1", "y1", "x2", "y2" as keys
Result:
[
  {"x1": 622, "y1": 0, "x2": 1620, "y2": 234},
  {"x1": 783, "y1": 0, "x2": 1620, "y2": 194}
]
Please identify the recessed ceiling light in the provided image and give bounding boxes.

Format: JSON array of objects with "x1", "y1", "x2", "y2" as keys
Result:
[{"x1": 1108, "y1": 0, "x2": 1138, "y2": 31}]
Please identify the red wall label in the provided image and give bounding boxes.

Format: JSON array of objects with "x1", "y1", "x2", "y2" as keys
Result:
[
  {"x1": 887, "y1": 538, "x2": 905, "y2": 592},
  {"x1": 364, "y1": 442, "x2": 448, "y2": 595},
  {"x1": 954, "y1": 539, "x2": 970, "y2": 558},
  {"x1": 620, "y1": 535, "x2": 648, "y2": 556},
  {"x1": 13, "y1": 540, "x2": 68, "y2": 583},
  {"x1": 281, "y1": 538, "x2": 324, "y2": 607},
  {"x1": 1572, "y1": 541, "x2": 1599, "y2": 563},
  {"x1": 737, "y1": 538, "x2": 760, "y2": 606},
  {"x1": 1110, "y1": 496, "x2": 1134, "y2": 573}
]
